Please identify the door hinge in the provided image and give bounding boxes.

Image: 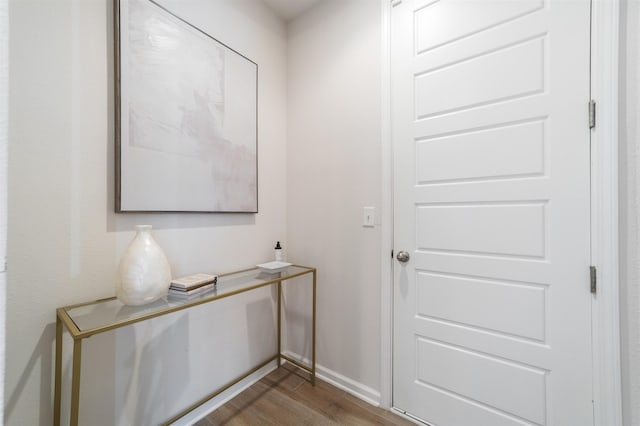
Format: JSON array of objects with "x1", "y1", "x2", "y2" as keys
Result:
[
  {"x1": 391, "y1": 249, "x2": 394, "y2": 259},
  {"x1": 589, "y1": 100, "x2": 596, "y2": 129},
  {"x1": 590, "y1": 265, "x2": 597, "y2": 294}
]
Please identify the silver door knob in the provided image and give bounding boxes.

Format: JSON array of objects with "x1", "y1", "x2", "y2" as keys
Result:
[{"x1": 396, "y1": 251, "x2": 410, "y2": 263}]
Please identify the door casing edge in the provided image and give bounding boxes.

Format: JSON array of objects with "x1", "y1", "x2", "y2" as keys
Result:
[
  {"x1": 590, "y1": 0, "x2": 623, "y2": 424},
  {"x1": 379, "y1": 0, "x2": 394, "y2": 411}
]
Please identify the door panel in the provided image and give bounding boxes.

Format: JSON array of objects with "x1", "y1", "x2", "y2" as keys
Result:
[
  {"x1": 416, "y1": 120, "x2": 546, "y2": 184},
  {"x1": 416, "y1": 271, "x2": 547, "y2": 341},
  {"x1": 416, "y1": 202, "x2": 546, "y2": 257},
  {"x1": 416, "y1": 338, "x2": 547, "y2": 425},
  {"x1": 392, "y1": 1, "x2": 593, "y2": 425},
  {"x1": 415, "y1": 38, "x2": 545, "y2": 118},
  {"x1": 414, "y1": 0, "x2": 544, "y2": 54}
]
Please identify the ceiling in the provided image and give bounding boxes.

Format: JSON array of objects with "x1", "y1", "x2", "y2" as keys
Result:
[{"x1": 261, "y1": 0, "x2": 324, "y2": 21}]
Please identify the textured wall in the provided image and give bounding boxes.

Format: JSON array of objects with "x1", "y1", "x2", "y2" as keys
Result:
[{"x1": 620, "y1": 1, "x2": 640, "y2": 424}]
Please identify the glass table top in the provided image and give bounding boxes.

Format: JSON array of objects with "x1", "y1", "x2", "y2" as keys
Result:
[{"x1": 62, "y1": 265, "x2": 314, "y2": 336}]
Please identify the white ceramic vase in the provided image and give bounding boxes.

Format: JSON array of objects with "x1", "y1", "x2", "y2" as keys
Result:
[{"x1": 116, "y1": 225, "x2": 171, "y2": 306}]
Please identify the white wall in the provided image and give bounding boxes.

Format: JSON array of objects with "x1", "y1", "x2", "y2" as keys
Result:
[
  {"x1": 286, "y1": 0, "x2": 383, "y2": 402},
  {"x1": 620, "y1": 1, "x2": 640, "y2": 424},
  {"x1": 5, "y1": 0, "x2": 288, "y2": 424}
]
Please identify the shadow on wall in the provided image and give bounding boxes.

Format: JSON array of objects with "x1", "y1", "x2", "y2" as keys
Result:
[
  {"x1": 109, "y1": 212, "x2": 257, "y2": 233},
  {"x1": 282, "y1": 276, "x2": 313, "y2": 363},
  {"x1": 117, "y1": 313, "x2": 189, "y2": 425},
  {"x1": 246, "y1": 295, "x2": 278, "y2": 364},
  {"x1": 4, "y1": 323, "x2": 55, "y2": 425},
  {"x1": 4, "y1": 322, "x2": 119, "y2": 426}
]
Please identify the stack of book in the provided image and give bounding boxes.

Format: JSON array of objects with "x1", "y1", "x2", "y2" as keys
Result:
[{"x1": 168, "y1": 273, "x2": 218, "y2": 299}]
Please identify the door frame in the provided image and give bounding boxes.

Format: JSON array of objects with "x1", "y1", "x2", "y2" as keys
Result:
[{"x1": 378, "y1": 0, "x2": 623, "y2": 424}]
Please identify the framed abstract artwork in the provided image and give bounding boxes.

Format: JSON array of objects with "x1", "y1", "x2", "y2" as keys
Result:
[{"x1": 115, "y1": 0, "x2": 258, "y2": 212}]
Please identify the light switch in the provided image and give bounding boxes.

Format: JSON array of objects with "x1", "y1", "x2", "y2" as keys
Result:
[{"x1": 363, "y1": 207, "x2": 376, "y2": 227}]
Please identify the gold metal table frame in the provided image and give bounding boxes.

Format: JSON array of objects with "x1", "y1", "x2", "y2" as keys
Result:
[{"x1": 54, "y1": 265, "x2": 317, "y2": 426}]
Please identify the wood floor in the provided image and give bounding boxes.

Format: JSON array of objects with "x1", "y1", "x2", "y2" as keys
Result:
[{"x1": 195, "y1": 365, "x2": 415, "y2": 426}]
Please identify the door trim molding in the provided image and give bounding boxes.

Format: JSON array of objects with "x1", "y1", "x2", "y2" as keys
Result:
[
  {"x1": 380, "y1": 1, "x2": 624, "y2": 424},
  {"x1": 379, "y1": 0, "x2": 393, "y2": 410},
  {"x1": 590, "y1": 0, "x2": 623, "y2": 424}
]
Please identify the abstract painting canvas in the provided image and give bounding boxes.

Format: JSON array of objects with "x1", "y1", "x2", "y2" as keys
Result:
[{"x1": 115, "y1": 0, "x2": 258, "y2": 212}]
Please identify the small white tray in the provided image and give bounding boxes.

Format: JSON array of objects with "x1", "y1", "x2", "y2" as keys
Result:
[{"x1": 256, "y1": 261, "x2": 292, "y2": 274}]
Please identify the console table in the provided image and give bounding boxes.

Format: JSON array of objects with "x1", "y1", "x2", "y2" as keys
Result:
[{"x1": 53, "y1": 265, "x2": 316, "y2": 426}]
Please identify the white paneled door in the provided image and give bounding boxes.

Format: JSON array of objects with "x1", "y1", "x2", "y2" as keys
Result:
[{"x1": 391, "y1": 1, "x2": 592, "y2": 425}]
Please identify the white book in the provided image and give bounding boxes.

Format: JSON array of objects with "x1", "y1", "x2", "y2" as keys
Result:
[
  {"x1": 170, "y1": 273, "x2": 217, "y2": 290},
  {"x1": 168, "y1": 283, "x2": 216, "y2": 298}
]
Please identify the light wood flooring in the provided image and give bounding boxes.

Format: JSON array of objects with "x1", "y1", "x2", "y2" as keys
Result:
[{"x1": 195, "y1": 365, "x2": 415, "y2": 425}]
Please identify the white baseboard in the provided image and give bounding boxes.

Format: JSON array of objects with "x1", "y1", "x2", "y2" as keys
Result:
[
  {"x1": 176, "y1": 353, "x2": 384, "y2": 425},
  {"x1": 281, "y1": 350, "x2": 382, "y2": 407},
  {"x1": 176, "y1": 361, "x2": 278, "y2": 426}
]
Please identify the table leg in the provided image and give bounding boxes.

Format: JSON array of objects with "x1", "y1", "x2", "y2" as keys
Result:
[
  {"x1": 70, "y1": 338, "x2": 82, "y2": 426},
  {"x1": 312, "y1": 270, "x2": 316, "y2": 386},
  {"x1": 54, "y1": 316, "x2": 63, "y2": 426},
  {"x1": 277, "y1": 280, "x2": 282, "y2": 367}
]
